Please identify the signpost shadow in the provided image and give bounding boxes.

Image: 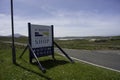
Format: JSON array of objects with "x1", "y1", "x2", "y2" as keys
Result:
[{"x1": 32, "y1": 59, "x2": 69, "y2": 69}]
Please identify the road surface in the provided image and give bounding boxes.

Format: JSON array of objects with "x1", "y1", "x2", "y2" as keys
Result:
[{"x1": 55, "y1": 48, "x2": 120, "y2": 72}]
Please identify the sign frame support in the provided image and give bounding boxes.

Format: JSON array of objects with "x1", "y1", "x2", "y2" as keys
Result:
[
  {"x1": 51, "y1": 25, "x2": 55, "y2": 60},
  {"x1": 28, "y1": 23, "x2": 32, "y2": 63},
  {"x1": 19, "y1": 44, "x2": 46, "y2": 73},
  {"x1": 54, "y1": 42, "x2": 74, "y2": 63}
]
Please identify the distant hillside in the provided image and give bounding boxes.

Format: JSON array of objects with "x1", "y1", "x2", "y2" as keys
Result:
[
  {"x1": 0, "y1": 33, "x2": 26, "y2": 38},
  {"x1": 7, "y1": 33, "x2": 27, "y2": 38}
]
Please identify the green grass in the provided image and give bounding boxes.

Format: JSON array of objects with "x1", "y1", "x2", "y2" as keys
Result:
[
  {"x1": 0, "y1": 36, "x2": 27, "y2": 43},
  {"x1": 55, "y1": 39, "x2": 120, "y2": 50},
  {"x1": 0, "y1": 42, "x2": 120, "y2": 80}
]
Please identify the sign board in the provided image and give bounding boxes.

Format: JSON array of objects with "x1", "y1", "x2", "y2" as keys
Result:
[
  {"x1": 19, "y1": 23, "x2": 73, "y2": 71},
  {"x1": 28, "y1": 23, "x2": 54, "y2": 58}
]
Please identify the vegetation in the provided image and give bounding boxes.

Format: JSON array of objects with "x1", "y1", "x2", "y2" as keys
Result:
[
  {"x1": 55, "y1": 38, "x2": 120, "y2": 50},
  {"x1": 0, "y1": 36, "x2": 27, "y2": 43},
  {"x1": 0, "y1": 42, "x2": 120, "y2": 80}
]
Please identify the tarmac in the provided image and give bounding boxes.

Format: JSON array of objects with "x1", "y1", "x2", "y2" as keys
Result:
[{"x1": 55, "y1": 48, "x2": 120, "y2": 72}]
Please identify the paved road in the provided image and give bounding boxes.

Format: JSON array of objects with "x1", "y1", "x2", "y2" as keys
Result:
[
  {"x1": 2, "y1": 41, "x2": 27, "y2": 46},
  {"x1": 55, "y1": 48, "x2": 120, "y2": 71}
]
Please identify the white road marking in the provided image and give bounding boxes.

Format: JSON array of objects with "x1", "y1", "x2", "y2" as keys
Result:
[
  {"x1": 57, "y1": 53, "x2": 120, "y2": 73},
  {"x1": 71, "y1": 57, "x2": 120, "y2": 73}
]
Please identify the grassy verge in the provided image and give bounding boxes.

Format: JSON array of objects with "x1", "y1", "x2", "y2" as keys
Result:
[
  {"x1": 0, "y1": 36, "x2": 27, "y2": 43},
  {"x1": 0, "y1": 42, "x2": 120, "y2": 80},
  {"x1": 55, "y1": 39, "x2": 120, "y2": 50}
]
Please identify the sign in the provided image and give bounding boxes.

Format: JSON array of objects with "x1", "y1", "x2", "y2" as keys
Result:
[
  {"x1": 28, "y1": 23, "x2": 54, "y2": 58},
  {"x1": 19, "y1": 23, "x2": 73, "y2": 72}
]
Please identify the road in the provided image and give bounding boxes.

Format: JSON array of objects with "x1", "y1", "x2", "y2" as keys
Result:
[
  {"x1": 55, "y1": 48, "x2": 120, "y2": 72},
  {"x1": 2, "y1": 41, "x2": 120, "y2": 72},
  {"x1": 2, "y1": 41, "x2": 27, "y2": 46}
]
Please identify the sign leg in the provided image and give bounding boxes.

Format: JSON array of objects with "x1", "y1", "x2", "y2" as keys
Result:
[
  {"x1": 19, "y1": 45, "x2": 28, "y2": 58},
  {"x1": 28, "y1": 44, "x2": 46, "y2": 73},
  {"x1": 54, "y1": 42, "x2": 74, "y2": 63},
  {"x1": 52, "y1": 53, "x2": 56, "y2": 61}
]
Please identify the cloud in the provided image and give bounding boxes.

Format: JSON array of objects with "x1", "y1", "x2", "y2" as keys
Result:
[
  {"x1": 0, "y1": 9, "x2": 120, "y2": 37},
  {"x1": 0, "y1": 14, "x2": 11, "y2": 35}
]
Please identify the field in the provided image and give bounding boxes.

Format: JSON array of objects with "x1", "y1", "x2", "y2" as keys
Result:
[
  {"x1": 0, "y1": 38, "x2": 120, "y2": 80},
  {"x1": 55, "y1": 37, "x2": 120, "y2": 50},
  {"x1": 0, "y1": 36, "x2": 27, "y2": 43}
]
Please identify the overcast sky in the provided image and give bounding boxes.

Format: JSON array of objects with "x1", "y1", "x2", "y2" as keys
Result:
[{"x1": 0, "y1": 0, "x2": 120, "y2": 37}]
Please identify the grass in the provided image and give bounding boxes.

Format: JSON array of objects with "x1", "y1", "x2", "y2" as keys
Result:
[
  {"x1": 0, "y1": 36, "x2": 27, "y2": 43},
  {"x1": 0, "y1": 42, "x2": 120, "y2": 80},
  {"x1": 55, "y1": 39, "x2": 120, "y2": 50}
]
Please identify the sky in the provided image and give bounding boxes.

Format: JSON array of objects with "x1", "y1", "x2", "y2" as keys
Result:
[{"x1": 0, "y1": 0, "x2": 120, "y2": 37}]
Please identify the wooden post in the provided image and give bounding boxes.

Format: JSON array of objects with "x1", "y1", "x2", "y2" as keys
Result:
[{"x1": 10, "y1": 0, "x2": 16, "y2": 64}]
